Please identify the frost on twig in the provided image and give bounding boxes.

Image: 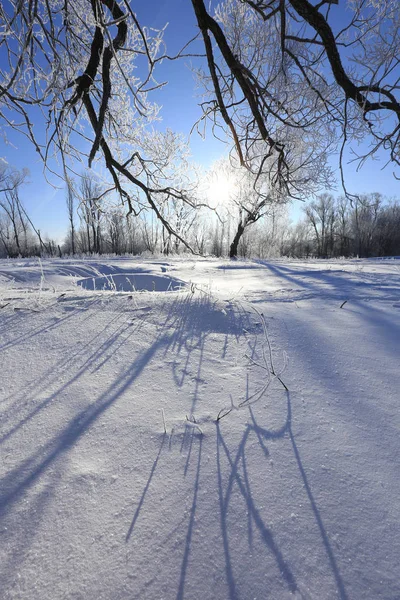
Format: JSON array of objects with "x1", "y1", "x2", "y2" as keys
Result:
[
  {"x1": 239, "y1": 308, "x2": 288, "y2": 409},
  {"x1": 216, "y1": 307, "x2": 288, "y2": 420},
  {"x1": 216, "y1": 407, "x2": 232, "y2": 422},
  {"x1": 185, "y1": 414, "x2": 203, "y2": 435},
  {"x1": 216, "y1": 394, "x2": 237, "y2": 422}
]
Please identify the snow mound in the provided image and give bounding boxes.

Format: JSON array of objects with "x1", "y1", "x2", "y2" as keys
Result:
[{"x1": 77, "y1": 272, "x2": 186, "y2": 292}]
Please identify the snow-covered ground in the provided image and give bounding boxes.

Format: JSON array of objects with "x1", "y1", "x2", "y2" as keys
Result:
[{"x1": 0, "y1": 256, "x2": 399, "y2": 600}]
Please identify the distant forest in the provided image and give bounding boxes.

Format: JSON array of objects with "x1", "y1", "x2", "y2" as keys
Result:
[{"x1": 1, "y1": 167, "x2": 399, "y2": 259}]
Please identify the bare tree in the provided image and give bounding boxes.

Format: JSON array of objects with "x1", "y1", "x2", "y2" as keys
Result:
[
  {"x1": 351, "y1": 193, "x2": 382, "y2": 257},
  {"x1": 78, "y1": 172, "x2": 105, "y2": 254},
  {"x1": 106, "y1": 209, "x2": 125, "y2": 254},
  {"x1": 282, "y1": 220, "x2": 313, "y2": 258},
  {"x1": 207, "y1": 160, "x2": 289, "y2": 257},
  {"x1": 192, "y1": 0, "x2": 400, "y2": 192},
  {"x1": 0, "y1": 2, "x2": 202, "y2": 249},
  {"x1": 304, "y1": 193, "x2": 336, "y2": 258},
  {"x1": 0, "y1": 0, "x2": 399, "y2": 247},
  {"x1": 0, "y1": 166, "x2": 53, "y2": 256},
  {"x1": 336, "y1": 195, "x2": 351, "y2": 257},
  {"x1": 375, "y1": 202, "x2": 400, "y2": 256},
  {"x1": 66, "y1": 182, "x2": 76, "y2": 255},
  {"x1": 142, "y1": 213, "x2": 161, "y2": 254},
  {"x1": 299, "y1": 192, "x2": 399, "y2": 258},
  {"x1": 254, "y1": 205, "x2": 290, "y2": 258},
  {"x1": 160, "y1": 195, "x2": 199, "y2": 254},
  {"x1": 0, "y1": 167, "x2": 30, "y2": 256}
]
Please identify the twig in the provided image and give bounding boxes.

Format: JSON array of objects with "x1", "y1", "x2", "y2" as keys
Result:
[
  {"x1": 185, "y1": 414, "x2": 203, "y2": 434},
  {"x1": 276, "y1": 376, "x2": 289, "y2": 391},
  {"x1": 217, "y1": 302, "x2": 289, "y2": 419},
  {"x1": 161, "y1": 408, "x2": 167, "y2": 434},
  {"x1": 216, "y1": 407, "x2": 232, "y2": 421}
]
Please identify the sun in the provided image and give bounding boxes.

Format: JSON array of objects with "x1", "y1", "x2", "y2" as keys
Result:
[{"x1": 205, "y1": 172, "x2": 237, "y2": 209}]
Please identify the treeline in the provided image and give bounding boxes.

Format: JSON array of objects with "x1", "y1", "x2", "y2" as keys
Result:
[
  {"x1": 62, "y1": 171, "x2": 290, "y2": 258},
  {"x1": 0, "y1": 166, "x2": 56, "y2": 258},
  {"x1": 0, "y1": 167, "x2": 290, "y2": 259},
  {"x1": 63, "y1": 206, "x2": 289, "y2": 259},
  {"x1": 1, "y1": 167, "x2": 399, "y2": 259},
  {"x1": 63, "y1": 191, "x2": 400, "y2": 259},
  {"x1": 284, "y1": 193, "x2": 400, "y2": 258}
]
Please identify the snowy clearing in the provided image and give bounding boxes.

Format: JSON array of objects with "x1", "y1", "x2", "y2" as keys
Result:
[{"x1": 0, "y1": 257, "x2": 399, "y2": 600}]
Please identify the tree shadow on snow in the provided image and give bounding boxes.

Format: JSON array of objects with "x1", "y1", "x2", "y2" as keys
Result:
[
  {"x1": 123, "y1": 390, "x2": 349, "y2": 599},
  {"x1": 0, "y1": 287, "x2": 353, "y2": 599},
  {"x1": 259, "y1": 261, "x2": 400, "y2": 305},
  {"x1": 176, "y1": 434, "x2": 203, "y2": 600},
  {"x1": 215, "y1": 396, "x2": 349, "y2": 600},
  {"x1": 125, "y1": 432, "x2": 167, "y2": 543},
  {"x1": 0, "y1": 290, "x2": 252, "y2": 593},
  {"x1": 0, "y1": 300, "x2": 150, "y2": 442},
  {"x1": 0, "y1": 294, "x2": 102, "y2": 355},
  {"x1": 0, "y1": 330, "x2": 175, "y2": 518},
  {"x1": 155, "y1": 292, "x2": 255, "y2": 415}
]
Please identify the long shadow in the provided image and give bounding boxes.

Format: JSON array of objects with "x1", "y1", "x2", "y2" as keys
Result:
[
  {"x1": 0, "y1": 308, "x2": 145, "y2": 444},
  {"x1": 1, "y1": 290, "x2": 248, "y2": 470},
  {"x1": 275, "y1": 296, "x2": 400, "y2": 436},
  {"x1": 260, "y1": 261, "x2": 400, "y2": 304},
  {"x1": 0, "y1": 295, "x2": 102, "y2": 354},
  {"x1": 125, "y1": 433, "x2": 167, "y2": 542},
  {"x1": 0, "y1": 331, "x2": 172, "y2": 518},
  {"x1": 5, "y1": 278, "x2": 356, "y2": 596},
  {"x1": 273, "y1": 259, "x2": 400, "y2": 344},
  {"x1": 156, "y1": 291, "x2": 252, "y2": 416},
  {"x1": 259, "y1": 261, "x2": 400, "y2": 351},
  {"x1": 0, "y1": 466, "x2": 62, "y2": 587},
  {"x1": 216, "y1": 390, "x2": 349, "y2": 600},
  {"x1": 116, "y1": 289, "x2": 351, "y2": 598},
  {"x1": 284, "y1": 394, "x2": 349, "y2": 600},
  {"x1": 216, "y1": 425, "x2": 239, "y2": 600},
  {"x1": 176, "y1": 435, "x2": 203, "y2": 600},
  {"x1": 216, "y1": 419, "x2": 297, "y2": 599},
  {"x1": 0, "y1": 311, "x2": 22, "y2": 337},
  {"x1": 1, "y1": 305, "x2": 126, "y2": 402}
]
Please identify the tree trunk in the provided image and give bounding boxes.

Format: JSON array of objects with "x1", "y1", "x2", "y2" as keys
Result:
[
  {"x1": 70, "y1": 222, "x2": 75, "y2": 254},
  {"x1": 86, "y1": 223, "x2": 91, "y2": 253},
  {"x1": 229, "y1": 221, "x2": 245, "y2": 258}
]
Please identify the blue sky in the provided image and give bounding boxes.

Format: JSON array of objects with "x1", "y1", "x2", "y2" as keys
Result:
[{"x1": 0, "y1": 0, "x2": 398, "y2": 241}]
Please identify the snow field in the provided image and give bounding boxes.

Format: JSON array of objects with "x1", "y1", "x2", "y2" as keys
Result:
[{"x1": 0, "y1": 257, "x2": 399, "y2": 599}]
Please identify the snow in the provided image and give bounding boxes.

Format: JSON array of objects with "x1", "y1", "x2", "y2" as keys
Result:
[{"x1": 0, "y1": 256, "x2": 399, "y2": 600}]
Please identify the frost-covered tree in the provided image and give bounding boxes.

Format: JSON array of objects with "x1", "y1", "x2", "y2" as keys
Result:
[
  {"x1": 78, "y1": 172, "x2": 105, "y2": 254},
  {"x1": 0, "y1": 166, "x2": 51, "y2": 256},
  {"x1": 304, "y1": 193, "x2": 336, "y2": 258},
  {"x1": 0, "y1": 1, "x2": 199, "y2": 248},
  {"x1": 0, "y1": 0, "x2": 399, "y2": 245},
  {"x1": 192, "y1": 0, "x2": 400, "y2": 191},
  {"x1": 207, "y1": 160, "x2": 286, "y2": 257},
  {"x1": 351, "y1": 193, "x2": 382, "y2": 257},
  {"x1": 0, "y1": 167, "x2": 30, "y2": 256},
  {"x1": 295, "y1": 192, "x2": 399, "y2": 258},
  {"x1": 66, "y1": 182, "x2": 76, "y2": 255}
]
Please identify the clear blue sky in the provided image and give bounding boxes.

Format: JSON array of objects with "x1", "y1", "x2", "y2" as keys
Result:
[{"x1": 0, "y1": 0, "x2": 398, "y2": 241}]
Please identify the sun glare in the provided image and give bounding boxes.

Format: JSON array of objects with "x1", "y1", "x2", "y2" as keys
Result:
[{"x1": 206, "y1": 173, "x2": 236, "y2": 209}]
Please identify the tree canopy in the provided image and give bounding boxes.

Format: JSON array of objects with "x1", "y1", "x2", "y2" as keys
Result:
[{"x1": 0, "y1": 0, "x2": 399, "y2": 242}]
